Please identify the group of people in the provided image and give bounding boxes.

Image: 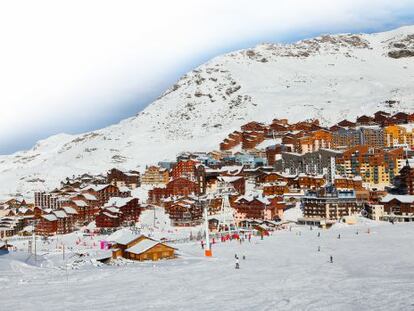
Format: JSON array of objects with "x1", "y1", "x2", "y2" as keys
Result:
[
  {"x1": 235, "y1": 253, "x2": 246, "y2": 269},
  {"x1": 200, "y1": 232, "x2": 254, "y2": 249}
]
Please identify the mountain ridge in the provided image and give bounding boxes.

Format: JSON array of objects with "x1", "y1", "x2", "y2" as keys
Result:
[{"x1": 1, "y1": 25, "x2": 413, "y2": 199}]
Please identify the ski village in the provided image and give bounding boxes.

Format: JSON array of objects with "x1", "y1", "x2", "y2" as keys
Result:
[
  {"x1": 1, "y1": 109, "x2": 414, "y2": 310},
  {"x1": 1, "y1": 23, "x2": 414, "y2": 310}
]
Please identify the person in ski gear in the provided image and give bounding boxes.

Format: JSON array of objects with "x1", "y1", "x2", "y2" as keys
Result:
[{"x1": 235, "y1": 258, "x2": 240, "y2": 269}]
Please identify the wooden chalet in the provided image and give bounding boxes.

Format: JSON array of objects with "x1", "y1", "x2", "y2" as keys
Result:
[
  {"x1": 107, "y1": 168, "x2": 141, "y2": 189},
  {"x1": 111, "y1": 231, "x2": 176, "y2": 261}
]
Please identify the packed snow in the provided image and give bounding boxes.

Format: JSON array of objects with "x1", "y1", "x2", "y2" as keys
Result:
[{"x1": 1, "y1": 221, "x2": 414, "y2": 310}]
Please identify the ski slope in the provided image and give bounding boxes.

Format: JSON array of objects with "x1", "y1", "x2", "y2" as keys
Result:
[{"x1": 0, "y1": 222, "x2": 413, "y2": 311}]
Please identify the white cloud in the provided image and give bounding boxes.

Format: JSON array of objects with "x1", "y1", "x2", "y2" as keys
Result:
[{"x1": 0, "y1": 0, "x2": 413, "y2": 153}]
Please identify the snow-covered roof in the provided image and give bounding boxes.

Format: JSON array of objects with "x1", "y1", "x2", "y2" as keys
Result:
[
  {"x1": 42, "y1": 214, "x2": 57, "y2": 221},
  {"x1": 256, "y1": 138, "x2": 282, "y2": 150},
  {"x1": 125, "y1": 239, "x2": 159, "y2": 255},
  {"x1": 73, "y1": 200, "x2": 88, "y2": 207},
  {"x1": 83, "y1": 184, "x2": 110, "y2": 192},
  {"x1": 355, "y1": 125, "x2": 381, "y2": 130},
  {"x1": 62, "y1": 206, "x2": 78, "y2": 215},
  {"x1": 297, "y1": 173, "x2": 324, "y2": 179},
  {"x1": 217, "y1": 176, "x2": 243, "y2": 183},
  {"x1": 235, "y1": 194, "x2": 270, "y2": 205},
  {"x1": 381, "y1": 194, "x2": 414, "y2": 204},
  {"x1": 53, "y1": 210, "x2": 67, "y2": 218},
  {"x1": 104, "y1": 207, "x2": 120, "y2": 214},
  {"x1": 262, "y1": 181, "x2": 287, "y2": 187},
  {"x1": 82, "y1": 193, "x2": 97, "y2": 201},
  {"x1": 18, "y1": 207, "x2": 29, "y2": 214},
  {"x1": 124, "y1": 172, "x2": 139, "y2": 177},
  {"x1": 105, "y1": 197, "x2": 134, "y2": 208},
  {"x1": 108, "y1": 229, "x2": 142, "y2": 245},
  {"x1": 103, "y1": 212, "x2": 119, "y2": 219},
  {"x1": 118, "y1": 186, "x2": 130, "y2": 193},
  {"x1": 219, "y1": 166, "x2": 243, "y2": 174}
]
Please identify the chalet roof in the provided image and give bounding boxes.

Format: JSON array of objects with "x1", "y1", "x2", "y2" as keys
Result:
[
  {"x1": 83, "y1": 184, "x2": 110, "y2": 192},
  {"x1": 105, "y1": 197, "x2": 135, "y2": 208},
  {"x1": 172, "y1": 202, "x2": 192, "y2": 209},
  {"x1": 220, "y1": 166, "x2": 244, "y2": 175},
  {"x1": 124, "y1": 172, "x2": 140, "y2": 177},
  {"x1": 82, "y1": 193, "x2": 97, "y2": 201},
  {"x1": 235, "y1": 193, "x2": 270, "y2": 205},
  {"x1": 125, "y1": 239, "x2": 160, "y2": 255},
  {"x1": 104, "y1": 207, "x2": 121, "y2": 214},
  {"x1": 393, "y1": 112, "x2": 409, "y2": 118},
  {"x1": 73, "y1": 200, "x2": 88, "y2": 207},
  {"x1": 297, "y1": 173, "x2": 325, "y2": 179},
  {"x1": 42, "y1": 214, "x2": 57, "y2": 222},
  {"x1": 262, "y1": 181, "x2": 288, "y2": 187},
  {"x1": 53, "y1": 210, "x2": 68, "y2": 219},
  {"x1": 62, "y1": 206, "x2": 78, "y2": 215},
  {"x1": 103, "y1": 212, "x2": 119, "y2": 219},
  {"x1": 108, "y1": 229, "x2": 143, "y2": 245},
  {"x1": 337, "y1": 119, "x2": 356, "y2": 127},
  {"x1": 381, "y1": 194, "x2": 414, "y2": 204},
  {"x1": 217, "y1": 176, "x2": 243, "y2": 183},
  {"x1": 93, "y1": 250, "x2": 113, "y2": 261},
  {"x1": 375, "y1": 110, "x2": 390, "y2": 116},
  {"x1": 17, "y1": 207, "x2": 29, "y2": 214},
  {"x1": 355, "y1": 125, "x2": 381, "y2": 130}
]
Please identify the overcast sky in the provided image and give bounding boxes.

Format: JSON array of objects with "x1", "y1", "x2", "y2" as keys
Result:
[{"x1": 1, "y1": 0, "x2": 414, "y2": 155}]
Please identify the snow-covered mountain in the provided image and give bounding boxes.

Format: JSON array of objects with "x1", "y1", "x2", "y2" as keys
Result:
[{"x1": 1, "y1": 26, "x2": 414, "y2": 199}]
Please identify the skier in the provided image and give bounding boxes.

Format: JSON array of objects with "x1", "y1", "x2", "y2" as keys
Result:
[
  {"x1": 235, "y1": 258, "x2": 240, "y2": 269},
  {"x1": 318, "y1": 246, "x2": 320, "y2": 252},
  {"x1": 234, "y1": 253, "x2": 238, "y2": 259},
  {"x1": 248, "y1": 234, "x2": 251, "y2": 242},
  {"x1": 330, "y1": 255, "x2": 333, "y2": 263},
  {"x1": 317, "y1": 232, "x2": 320, "y2": 238},
  {"x1": 201, "y1": 240, "x2": 204, "y2": 249},
  {"x1": 242, "y1": 255, "x2": 246, "y2": 260},
  {"x1": 356, "y1": 230, "x2": 359, "y2": 235},
  {"x1": 337, "y1": 234, "x2": 341, "y2": 239}
]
